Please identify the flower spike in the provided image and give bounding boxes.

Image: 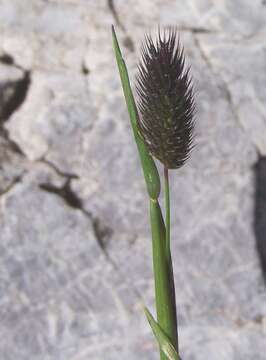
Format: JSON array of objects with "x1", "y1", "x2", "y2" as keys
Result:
[{"x1": 136, "y1": 27, "x2": 195, "y2": 169}]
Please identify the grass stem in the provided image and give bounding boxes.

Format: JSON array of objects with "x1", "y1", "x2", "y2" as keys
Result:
[{"x1": 164, "y1": 166, "x2": 170, "y2": 261}]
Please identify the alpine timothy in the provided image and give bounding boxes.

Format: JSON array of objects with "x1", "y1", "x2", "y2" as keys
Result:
[{"x1": 136, "y1": 28, "x2": 195, "y2": 169}]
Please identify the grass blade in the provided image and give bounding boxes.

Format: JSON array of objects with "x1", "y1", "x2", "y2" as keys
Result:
[
  {"x1": 112, "y1": 25, "x2": 160, "y2": 200},
  {"x1": 144, "y1": 307, "x2": 181, "y2": 360},
  {"x1": 150, "y1": 198, "x2": 178, "y2": 358}
]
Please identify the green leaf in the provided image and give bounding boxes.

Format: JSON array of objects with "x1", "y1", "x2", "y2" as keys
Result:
[
  {"x1": 144, "y1": 307, "x2": 181, "y2": 360},
  {"x1": 112, "y1": 25, "x2": 161, "y2": 200},
  {"x1": 150, "y1": 198, "x2": 178, "y2": 358}
]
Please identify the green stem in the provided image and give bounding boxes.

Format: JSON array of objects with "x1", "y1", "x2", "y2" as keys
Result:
[
  {"x1": 164, "y1": 166, "x2": 170, "y2": 261},
  {"x1": 164, "y1": 166, "x2": 179, "y2": 353},
  {"x1": 150, "y1": 199, "x2": 178, "y2": 359}
]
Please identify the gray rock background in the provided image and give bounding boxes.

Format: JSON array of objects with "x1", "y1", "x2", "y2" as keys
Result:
[{"x1": 0, "y1": 0, "x2": 266, "y2": 359}]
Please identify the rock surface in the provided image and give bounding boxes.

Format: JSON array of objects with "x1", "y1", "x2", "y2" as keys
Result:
[{"x1": 0, "y1": 1, "x2": 266, "y2": 359}]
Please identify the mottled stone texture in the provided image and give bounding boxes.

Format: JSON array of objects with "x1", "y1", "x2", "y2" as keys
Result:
[{"x1": 0, "y1": 1, "x2": 266, "y2": 359}]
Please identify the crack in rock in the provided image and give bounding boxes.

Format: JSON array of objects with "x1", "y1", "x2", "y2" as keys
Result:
[
  {"x1": 107, "y1": 0, "x2": 125, "y2": 31},
  {"x1": 0, "y1": 53, "x2": 15, "y2": 66},
  {"x1": 0, "y1": 53, "x2": 31, "y2": 156},
  {"x1": 39, "y1": 158, "x2": 79, "y2": 180},
  {"x1": 0, "y1": 71, "x2": 31, "y2": 124},
  {"x1": 107, "y1": 0, "x2": 135, "y2": 52},
  {"x1": 40, "y1": 180, "x2": 82, "y2": 209},
  {"x1": 193, "y1": 34, "x2": 262, "y2": 154},
  {"x1": 194, "y1": 34, "x2": 266, "y2": 286},
  {"x1": 193, "y1": 34, "x2": 215, "y2": 74},
  {"x1": 0, "y1": 174, "x2": 23, "y2": 197},
  {"x1": 37, "y1": 159, "x2": 114, "y2": 258},
  {"x1": 178, "y1": 26, "x2": 216, "y2": 34},
  {"x1": 0, "y1": 128, "x2": 24, "y2": 155},
  {"x1": 254, "y1": 156, "x2": 266, "y2": 284},
  {"x1": 39, "y1": 175, "x2": 143, "y2": 304},
  {"x1": 39, "y1": 178, "x2": 113, "y2": 257}
]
